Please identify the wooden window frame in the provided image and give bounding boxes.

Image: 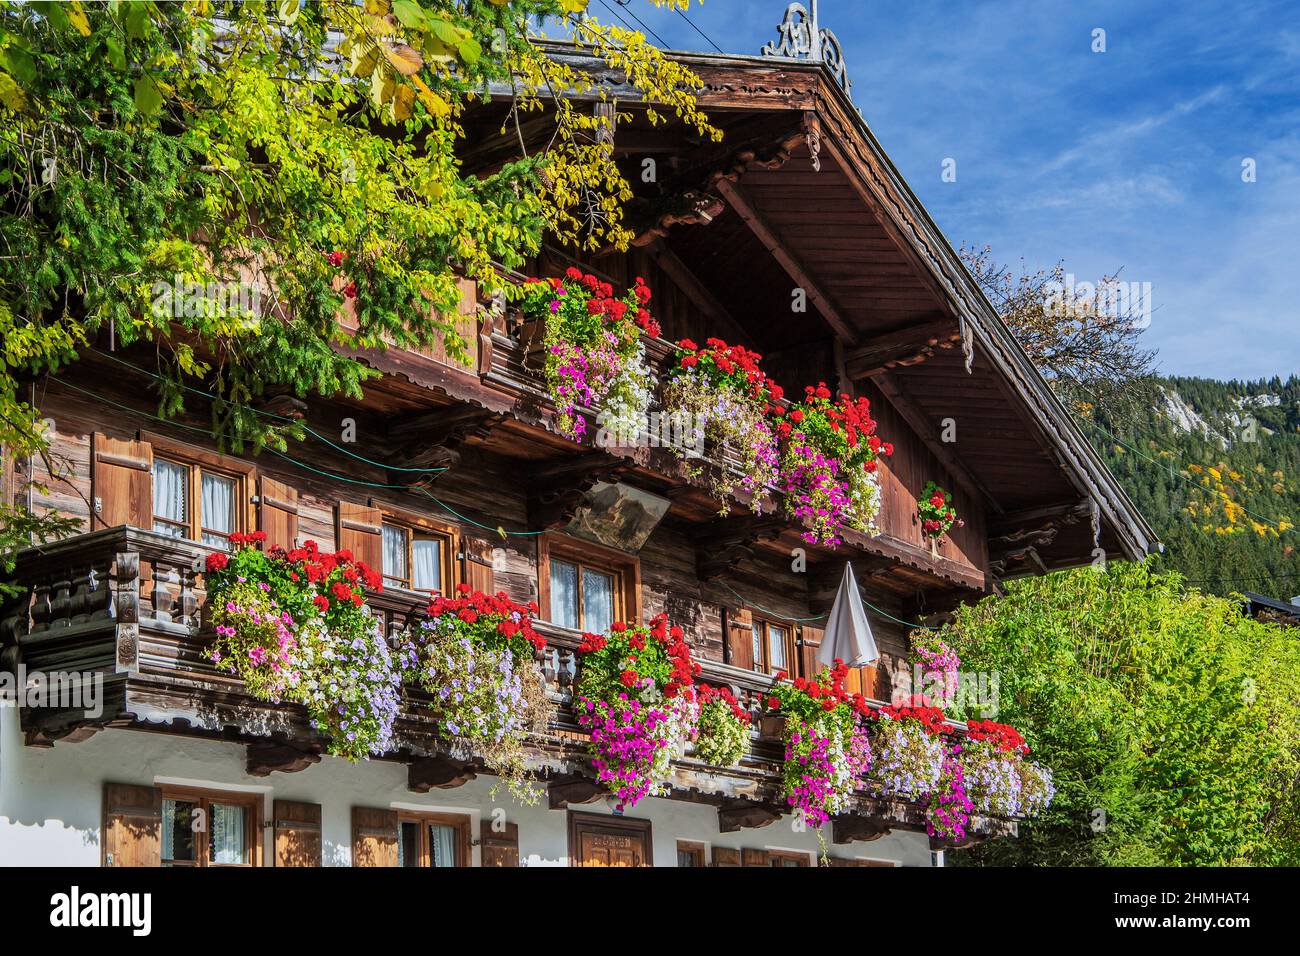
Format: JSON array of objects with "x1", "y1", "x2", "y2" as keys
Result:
[
  {"x1": 768, "y1": 848, "x2": 811, "y2": 867},
  {"x1": 676, "y1": 840, "x2": 708, "y2": 867},
  {"x1": 538, "y1": 533, "x2": 640, "y2": 631},
  {"x1": 377, "y1": 503, "x2": 459, "y2": 596},
  {"x1": 750, "y1": 615, "x2": 796, "y2": 676},
  {"x1": 143, "y1": 432, "x2": 255, "y2": 549},
  {"x1": 395, "y1": 809, "x2": 472, "y2": 868},
  {"x1": 158, "y1": 785, "x2": 263, "y2": 868},
  {"x1": 568, "y1": 811, "x2": 653, "y2": 867}
]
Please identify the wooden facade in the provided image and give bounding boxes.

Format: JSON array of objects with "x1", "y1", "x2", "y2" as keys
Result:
[{"x1": 0, "y1": 45, "x2": 1154, "y2": 865}]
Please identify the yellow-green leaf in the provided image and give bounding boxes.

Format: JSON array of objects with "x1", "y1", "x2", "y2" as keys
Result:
[
  {"x1": 66, "y1": 1, "x2": 92, "y2": 36},
  {"x1": 0, "y1": 72, "x2": 26, "y2": 112},
  {"x1": 133, "y1": 74, "x2": 163, "y2": 116}
]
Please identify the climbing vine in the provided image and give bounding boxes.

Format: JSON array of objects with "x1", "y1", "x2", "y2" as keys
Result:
[{"x1": 0, "y1": 0, "x2": 716, "y2": 561}]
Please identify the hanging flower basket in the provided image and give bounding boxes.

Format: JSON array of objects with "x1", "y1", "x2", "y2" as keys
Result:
[
  {"x1": 770, "y1": 384, "x2": 893, "y2": 547},
  {"x1": 917, "y1": 481, "x2": 964, "y2": 556},
  {"x1": 517, "y1": 270, "x2": 657, "y2": 444}
]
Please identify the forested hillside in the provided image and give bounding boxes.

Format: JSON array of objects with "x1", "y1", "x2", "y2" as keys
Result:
[{"x1": 1088, "y1": 375, "x2": 1300, "y2": 599}]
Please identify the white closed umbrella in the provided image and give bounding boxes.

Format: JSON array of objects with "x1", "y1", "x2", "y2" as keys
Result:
[{"x1": 818, "y1": 562, "x2": 879, "y2": 668}]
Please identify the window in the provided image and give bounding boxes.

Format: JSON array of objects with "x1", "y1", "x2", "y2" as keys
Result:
[
  {"x1": 549, "y1": 557, "x2": 616, "y2": 633},
  {"x1": 381, "y1": 522, "x2": 451, "y2": 593},
  {"x1": 751, "y1": 618, "x2": 794, "y2": 675},
  {"x1": 160, "y1": 787, "x2": 260, "y2": 867},
  {"x1": 396, "y1": 811, "x2": 470, "y2": 867},
  {"x1": 539, "y1": 535, "x2": 639, "y2": 633},
  {"x1": 768, "y1": 849, "x2": 810, "y2": 867},
  {"x1": 676, "y1": 841, "x2": 707, "y2": 867},
  {"x1": 145, "y1": 434, "x2": 252, "y2": 550}
]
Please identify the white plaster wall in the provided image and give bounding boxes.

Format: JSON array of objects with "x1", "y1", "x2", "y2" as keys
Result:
[{"x1": 0, "y1": 711, "x2": 933, "y2": 867}]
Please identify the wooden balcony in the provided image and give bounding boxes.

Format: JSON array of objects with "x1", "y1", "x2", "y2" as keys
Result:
[{"x1": 0, "y1": 526, "x2": 1013, "y2": 846}]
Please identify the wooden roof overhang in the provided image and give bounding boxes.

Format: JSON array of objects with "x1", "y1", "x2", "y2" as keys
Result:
[{"x1": 459, "y1": 43, "x2": 1157, "y2": 579}]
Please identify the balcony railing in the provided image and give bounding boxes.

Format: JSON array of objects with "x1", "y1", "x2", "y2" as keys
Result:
[{"x1": 0, "y1": 526, "x2": 1014, "y2": 842}]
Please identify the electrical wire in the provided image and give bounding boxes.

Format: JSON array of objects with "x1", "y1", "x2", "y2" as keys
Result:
[
  {"x1": 602, "y1": 0, "x2": 670, "y2": 48},
  {"x1": 719, "y1": 579, "x2": 938, "y2": 631},
  {"x1": 49, "y1": 376, "x2": 428, "y2": 491},
  {"x1": 89, "y1": 348, "x2": 442, "y2": 474},
  {"x1": 1081, "y1": 414, "x2": 1295, "y2": 535},
  {"x1": 672, "y1": 4, "x2": 724, "y2": 54}
]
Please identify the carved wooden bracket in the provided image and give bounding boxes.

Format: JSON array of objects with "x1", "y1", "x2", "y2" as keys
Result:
[
  {"x1": 408, "y1": 755, "x2": 478, "y2": 792},
  {"x1": 628, "y1": 191, "x2": 727, "y2": 247},
  {"x1": 388, "y1": 405, "x2": 505, "y2": 472},
  {"x1": 547, "y1": 774, "x2": 606, "y2": 810},
  {"x1": 717, "y1": 798, "x2": 784, "y2": 833},
  {"x1": 844, "y1": 317, "x2": 961, "y2": 379},
  {"x1": 695, "y1": 515, "x2": 787, "y2": 581},
  {"x1": 832, "y1": 814, "x2": 890, "y2": 844},
  {"x1": 526, "y1": 455, "x2": 629, "y2": 531},
  {"x1": 988, "y1": 501, "x2": 1092, "y2": 577},
  {"x1": 246, "y1": 740, "x2": 323, "y2": 777}
]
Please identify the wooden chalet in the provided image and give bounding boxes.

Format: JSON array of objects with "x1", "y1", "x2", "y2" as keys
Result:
[{"x1": 0, "y1": 22, "x2": 1154, "y2": 868}]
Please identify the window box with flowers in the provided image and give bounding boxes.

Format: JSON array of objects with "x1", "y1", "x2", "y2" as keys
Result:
[
  {"x1": 691, "y1": 683, "x2": 752, "y2": 768},
  {"x1": 661, "y1": 337, "x2": 781, "y2": 513},
  {"x1": 917, "y1": 481, "x2": 964, "y2": 556},
  {"x1": 203, "y1": 534, "x2": 401, "y2": 762},
  {"x1": 764, "y1": 661, "x2": 874, "y2": 829},
  {"x1": 518, "y1": 269, "x2": 658, "y2": 444},
  {"x1": 572, "y1": 614, "x2": 699, "y2": 810},
  {"x1": 961, "y1": 720, "x2": 1056, "y2": 820},
  {"x1": 396, "y1": 585, "x2": 556, "y2": 804},
  {"x1": 771, "y1": 384, "x2": 893, "y2": 547}
]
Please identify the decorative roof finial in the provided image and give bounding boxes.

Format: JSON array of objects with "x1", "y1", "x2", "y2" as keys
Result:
[{"x1": 760, "y1": 1, "x2": 851, "y2": 95}]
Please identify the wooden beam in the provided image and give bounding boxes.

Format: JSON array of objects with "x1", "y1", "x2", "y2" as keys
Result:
[
  {"x1": 989, "y1": 500, "x2": 1091, "y2": 535},
  {"x1": 246, "y1": 740, "x2": 322, "y2": 777},
  {"x1": 845, "y1": 317, "x2": 960, "y2": 379},
  {"x1": 712, "y1": 177, "x2": 858, "y2": 344},
  {"x1": 649, "y1": 239, "x2": 749, "y2": 345},
  {"x1": 548, "y1": 774, "x2": 606, "y2": 810},
  {"x1": 832, "y1": 815, "x2": 890, "y2": 844},
  {"x1": 875, "y1": 372, "x2": 1004, "y2": 515},
  {"x1": 717, "y1": 799, "x2": 784, "y2": 833},
  {"x1": 408, "y1": 755, "x2": 477, "y2": 792}
]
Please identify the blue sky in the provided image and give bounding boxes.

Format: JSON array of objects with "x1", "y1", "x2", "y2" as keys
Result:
[{"x1": 592, "y1": 0, "x2": 1300, "y2": 381}]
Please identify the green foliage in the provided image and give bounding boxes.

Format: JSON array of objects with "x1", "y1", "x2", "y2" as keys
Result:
[
  {"x1": 944, "y1": 560, "x2": 1300, "y2": 866},
  {"x1": 0, "y1": 0, "x2": 714, "y2": 553},
  {"x1": 1090, "y1": 375, "x2": 1300, "y2": 598}
]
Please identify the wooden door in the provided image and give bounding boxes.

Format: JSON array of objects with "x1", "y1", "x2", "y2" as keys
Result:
[{"x1": 569, "y1": 813, "x2": 652, "y2": 867}]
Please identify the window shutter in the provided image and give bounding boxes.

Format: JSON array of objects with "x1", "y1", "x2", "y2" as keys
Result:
[
  {"x1": 91, "y1": 434, "x2": 153, "y2": 531},
  {"x1": 258, "y1": 477, "x2": 299, "y2": 551},
  {"x1": 799, "y1": 625, "x2": 825, "y2": 680},
  {"x1": 273, "y1": 800, "x2": 321, "y2": 867},
  {"x1": 741, "y1": 847, "x2": 771, "y2": 867},
  {"x1": 711, "y1": 847, "x2": 741, "y2": 867},
  {"x1": 724, "y1": 607, "x2": 754, "y2": 670},
  {"x1": 843, "y1": 664, "x2": 878, "y2": 700},
  {"x1": 481, "y1": 821, "x2": 520, "y2": 867},
  {"x1": 461, "y1": 534, "x2": 495, "y2": 595},
  {"x1": 102, "y1": 783, "x2": 161, "y2": 867},
  {"x1": 336, "y1": 502, "x2": 382, "y2": 570},
  {"x1": 351, "y1": 806, "x2": 398, "y2": 867}
]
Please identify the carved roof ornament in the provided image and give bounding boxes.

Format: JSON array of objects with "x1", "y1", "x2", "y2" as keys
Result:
[{"x1": 760, "y1": 1, "x2": 852, "y2": 96}]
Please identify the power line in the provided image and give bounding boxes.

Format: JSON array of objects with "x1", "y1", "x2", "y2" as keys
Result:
[
  {"x1": 88, "y1": 348, "x2": 442, "y2": 475},
  {"x1": 600, "y1": 0, "x2": 670, "y2": 49},
  {"x1": 672, "y1": 5, "x2": 724, "y2": 54},
  {"x1": 1081, "y1": 414, "x2": 1295, "y2": 535}
]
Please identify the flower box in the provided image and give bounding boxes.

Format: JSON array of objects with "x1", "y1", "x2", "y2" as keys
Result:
[{"x1": 758, "y1": 712, "x2": 786, "y2": 740}]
